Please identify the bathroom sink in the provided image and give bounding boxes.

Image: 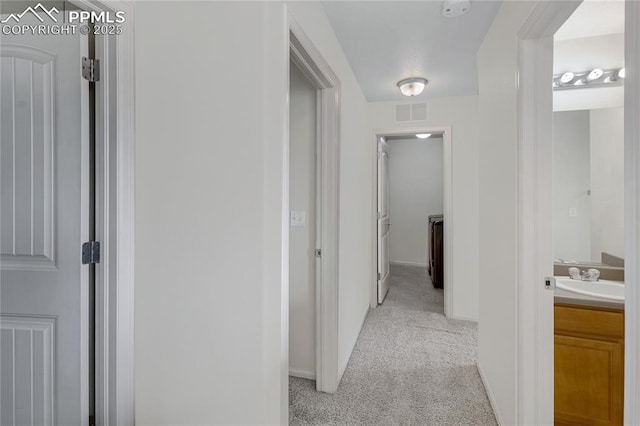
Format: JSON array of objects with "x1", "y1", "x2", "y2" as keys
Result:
[{"x1": 555, "y1": 277, "x2": 624, "y2": 301}]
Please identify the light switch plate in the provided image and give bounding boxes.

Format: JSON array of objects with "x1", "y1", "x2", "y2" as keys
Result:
[
  {"x1": 290, "y1": 211, "x2": 306, "y2": 227},
  {"x1": 568, "y1": 206, "x2": 577, "y2": 218}
]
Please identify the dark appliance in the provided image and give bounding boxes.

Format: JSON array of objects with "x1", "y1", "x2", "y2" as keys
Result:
[{"x1": 428, "y1": 215, "x2": 444, "y2": 289}]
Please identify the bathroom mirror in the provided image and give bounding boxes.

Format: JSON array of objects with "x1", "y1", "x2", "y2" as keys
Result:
[
  {"x1": 552, "y1": 107, "x2": 624, "y2": 267},
  {"x1": 552, "y1": 26, "x2": 625, "y2": 274}
]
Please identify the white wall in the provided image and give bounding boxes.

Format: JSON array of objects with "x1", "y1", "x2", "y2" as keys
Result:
[
  {"x1": 368, "y1": 97, "x2": 479, "y2": 321},
  {"x1": 135, "y1": 2, "x2": 370, "y2": 424},
  {"x1": 285, "y1": 2, "x2": 371, "y2": 379},
  {"x1": 552, "y1": 110, "x2": 592, "y2": 262},
  {"x1": 476, "y1": 1, "x2": 537, "y2": 424},
  {"x1": 135, "y1": 3, "x2": 286, "y2": 424},
  {"x1": 590, "y1": 107, "x2": 625, "y2": 260},
  {"x1": 388, "y1": 137, "x2": 443, "y2": 266},
  {"x1": 289, "y1": 62, "x2": 317, "y2": 378}
]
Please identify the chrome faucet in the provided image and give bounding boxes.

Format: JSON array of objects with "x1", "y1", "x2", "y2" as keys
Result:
[{"x1": 568, "y1": 267, "x2": 600, "y2": 282}]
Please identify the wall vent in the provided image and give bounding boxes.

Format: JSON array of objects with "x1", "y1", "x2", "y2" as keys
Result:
[
  {"x1": 395, "y1": 104, "x2": 411, "y2": 122},
  {"x1": 412, "y1": 103, "x2": 427, "y2": 120},
  {"x1": 395, "y1": 103, "x2": 427, "y2": 122}
]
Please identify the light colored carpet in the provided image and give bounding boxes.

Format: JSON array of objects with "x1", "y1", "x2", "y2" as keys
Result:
[{"x1": 289, "y1": 264, "x2": 497, "y2": 425}]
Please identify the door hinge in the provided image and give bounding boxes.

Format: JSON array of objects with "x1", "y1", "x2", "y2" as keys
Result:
[
  {"x1": 377, "y1": 212, "x2": 381, "y2": 220},
  {"x1": 82, "y1": 241, "x2": 100, "y2": 264},
  {"x1": 89, "y1": 415, "x2": 96, "y2": 426},
  {"x1": 315, "y1": 248, "x2": 322, "y2": 258},
  {"x1": 82, "y1": 57, "x2": 100, "y2": 82},
  {"x1": 377, "y1": 272, "x2": 381, "y2": 280}
]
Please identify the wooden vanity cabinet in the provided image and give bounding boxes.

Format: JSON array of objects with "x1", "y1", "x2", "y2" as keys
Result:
[{"x1": 555, "y1": 302, "x2": 624, "y2": 426}]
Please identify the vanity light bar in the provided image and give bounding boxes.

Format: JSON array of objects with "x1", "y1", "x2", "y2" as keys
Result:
[{"x1": 552, "y1": 67, "x2": 625, "y2": 91}]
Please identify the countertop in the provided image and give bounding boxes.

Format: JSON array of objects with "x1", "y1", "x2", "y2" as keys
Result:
[{"x1": 554, "y1": 288, "x2": 624, "y2": 310}]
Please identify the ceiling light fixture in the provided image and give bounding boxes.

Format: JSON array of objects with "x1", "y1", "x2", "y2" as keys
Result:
[
  {"x1": 553, "y1": 68, "x2": 624, "y2": 91},
  {"x1": 397, "y1": 77, "x2": 428, "y2": 97},
  {"x1": 416, "y1": 133, "x2": 432, "y2": 139}
]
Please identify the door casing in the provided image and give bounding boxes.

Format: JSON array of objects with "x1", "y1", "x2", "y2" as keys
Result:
[
  {"x1": 288, "y1": 14, "x2": 341, "y2": 395},
  {"x1": 68, "y1": 1, "x2": 135, "y2": 424}
]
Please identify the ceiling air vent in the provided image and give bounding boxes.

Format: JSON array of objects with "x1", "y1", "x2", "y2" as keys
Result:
[{"x1": 395, "y1": 103, "x2": 427, "y2": 122}]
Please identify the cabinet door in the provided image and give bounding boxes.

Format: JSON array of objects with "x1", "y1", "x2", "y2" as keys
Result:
[{"x1": 555, "y1": 335, "x2": 623, "y2": 425}]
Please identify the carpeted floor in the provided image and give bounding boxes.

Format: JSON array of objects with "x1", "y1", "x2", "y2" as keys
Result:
[{"x1": 289, "y1": 264, "x2": 497, "y2": 425}]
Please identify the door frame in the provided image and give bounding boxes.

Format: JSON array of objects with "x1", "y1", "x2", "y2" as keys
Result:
[
  {"x1": 69, "y1": 1, "x2": 135, "y2": 424},
  {"x1": 288, "y1": 14, "x2": 341, "y2": 394},
  {"x1": 623, "y1": 3, "x2": 640, "y2": 421},
  {"x1": 370, "y1": 127, "x2": 453, "y2": 316},
  {"x1": 516, "y1": 1, "x2": 640, "y2": 423}
]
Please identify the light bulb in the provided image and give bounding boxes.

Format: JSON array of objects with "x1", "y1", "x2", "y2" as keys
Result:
[
  {"x1": 560, "y1": 72, "x2": 574, "y2": 84},
  {"x1": 587, "y1": 68, "x2": 604, "y2": 81}
]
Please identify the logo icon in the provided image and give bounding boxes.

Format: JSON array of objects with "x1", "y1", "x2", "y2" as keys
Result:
[{"x1": 1, "y1": 3, "x2": 59, "y2": 24}]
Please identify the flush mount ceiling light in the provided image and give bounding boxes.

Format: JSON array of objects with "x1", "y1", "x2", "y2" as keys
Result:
[
  {"x1": 416, "y1": 133, "x2": 432, "y2": 139},
  {"x1": 553, "y1": 68, "x2": 624, "y2": 91},
  {"x1": 397, "y1": 77, "x2": 428, "y2": 96},
  {"x1": 442, "y1": 0, "x2": 471, "y2": 18}
]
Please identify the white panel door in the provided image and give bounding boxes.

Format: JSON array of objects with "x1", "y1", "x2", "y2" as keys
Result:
[
  {"x1": 1, "y1": 12, "x2": 89, "y2": 426},
  {"x1": 377, "y1": 139, "x2": 391, "y2": 304}
]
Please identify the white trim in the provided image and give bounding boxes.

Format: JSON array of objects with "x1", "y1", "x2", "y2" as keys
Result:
[
  {"x1": 68, "y1": 1, "x2": 135, "y2": 425},
  {"x1": 448, "y1": 314, "x2": 477, "y2": 323},
  {"x1": 624, "y1": 2, "x2": 640, "y2": 424},
  {"x1": 477, "y1": 363, "x2": 503, "y2": 426},
  {"x1": 390, "y1": 261, "x2": 428, "y2": 268},
  {"x1": 288, "y1": 14, "x2": 341, "y2": 394},
  {"x1": 370, "y1": 126, "x2": 453, "y2": 317},
  {"x1": 289, "y1": 369, "x2": 316, "y2": 380},
  {"x1": 515, "y1": 2, "x2": 581, "y2": 425}
]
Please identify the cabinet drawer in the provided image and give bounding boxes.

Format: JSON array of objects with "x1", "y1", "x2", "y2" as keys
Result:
[{"x1": 555, "y1": 304, "x2": 624, "y2": 340}]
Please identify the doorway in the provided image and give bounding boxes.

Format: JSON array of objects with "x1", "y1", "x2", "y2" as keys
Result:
[
  {"x1": 372, "y1": 128, "x2": 453, "y2": 315},
  {"x1": 376, "y1": 133, "x2": 446, "y2": 308},
  {"x1": 516, "y1": 1, "x2": 640, "y2": 424},
  {"x1": 287, "y1": 17, "x2": 341, "y2": 394},
  {"x1": 288, "y1": 59, "x2": 319, "y2": 381},
  {"x1": 551, "y1": 4, "x2": 625, "y2": 424}
]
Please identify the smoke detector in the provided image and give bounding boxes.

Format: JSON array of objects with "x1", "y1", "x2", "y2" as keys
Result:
[{"x1": 442, "y1": 0, "x2": 471, "y2": 18}]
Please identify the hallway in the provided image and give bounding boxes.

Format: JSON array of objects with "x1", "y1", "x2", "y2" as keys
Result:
[{"x1": 289, "y1": 264, "x2": 497, "y2": 425}]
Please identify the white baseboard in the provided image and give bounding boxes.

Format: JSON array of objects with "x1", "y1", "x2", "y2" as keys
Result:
[
  {"x1": 390, "y1": 260, "x2": 428, "y2": 267},
  {"x1": 338, "y1": 306, "x2": 370, "y2": 382},
  {"x1": 449, "y1": 314, "x2": 478, "y2": 323},
  {"x1": 289, "y1": 368, "x2": 316, "y2": 380},
  {"x1": 477, "y1": 362, "x2": 503, "y2": 426}
]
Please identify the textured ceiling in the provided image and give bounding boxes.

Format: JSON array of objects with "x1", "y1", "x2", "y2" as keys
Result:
[{"x1": 322, "y1": 1, "x2": 502, "y2": 102}]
